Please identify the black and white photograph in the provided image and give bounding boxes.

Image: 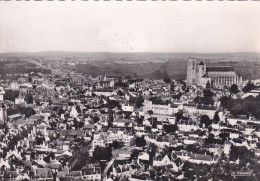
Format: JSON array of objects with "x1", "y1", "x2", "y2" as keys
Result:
[{"x1": 0, "y1": 1, "x2": 260, "y2": 180}]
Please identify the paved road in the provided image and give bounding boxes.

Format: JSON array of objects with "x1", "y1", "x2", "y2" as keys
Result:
[{"x1": 103, "y1": 157, "x2": 116, "y2": 178}]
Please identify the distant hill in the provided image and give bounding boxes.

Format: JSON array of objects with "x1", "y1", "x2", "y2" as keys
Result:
[{"x1": 1, "y1": 51, "x2": 260, "y2": 61}]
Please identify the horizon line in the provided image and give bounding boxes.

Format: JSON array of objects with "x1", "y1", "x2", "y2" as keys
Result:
[{"x1": 1, "y1": 51, "x2": 260, "y2": 55}]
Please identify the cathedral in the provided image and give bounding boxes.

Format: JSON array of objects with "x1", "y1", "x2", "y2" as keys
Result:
[{"x1": 186, "y1": 58, "x2": 243, "y2": 88}]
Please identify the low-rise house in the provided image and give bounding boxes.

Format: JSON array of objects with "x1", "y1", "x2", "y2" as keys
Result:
[
  {"x1": 94, "y1": 89, "x2": 117, "y2": 97},
  {"x1": 114, "y1": 165, "x2": 137, "y2": 180},
  {"x1": 178, "y1": 120, "x2": 199, "y2": 132},
  {"x1": 143, "y1": 100, "x2": 177, "y2": 116},
  {"x1": 174, "y1": 151, "x2": 219, "y2": 165},
  {"x1": 81, "y1": 166, "x2": 102, "y2": 181},
  {"x1": 31, "y1": 168, "x2": 53, "y2": 181},
  {"x1": 113, "y1": 119, "x2": 133, "y2": 128}
]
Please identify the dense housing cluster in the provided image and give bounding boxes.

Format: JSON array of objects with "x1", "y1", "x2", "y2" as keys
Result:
[{"x1": 0, "y1": 58, "x2": 260, "y2": 180}]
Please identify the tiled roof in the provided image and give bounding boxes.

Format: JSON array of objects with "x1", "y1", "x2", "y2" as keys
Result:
[
  {"x1": 190, "y1": 154, "x2": 212, "y2": 161},
  {"x1": 206, "y1": 66, "x2": 234, "y2": 72}
]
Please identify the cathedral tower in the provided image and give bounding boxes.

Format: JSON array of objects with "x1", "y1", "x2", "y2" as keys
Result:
[
  {"x1": 186, "y1": 58, "x2": 197, "y2": 86},
  {"x1": 198, "y1": 61, "x2": 206, "y2": 85}
]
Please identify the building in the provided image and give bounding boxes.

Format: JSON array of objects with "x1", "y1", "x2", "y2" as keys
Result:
[
  {"x1": 143, "y1": 100, "x2": 178, "y2": 116},
  {"x1": 186, "y1": 58, "x2": 243, "y2": 88},
  {"x1": 0, "y1": 87, "x2": 4, "y2": 101},
  {"x1": 0, "y1": 102, "x2": 7, "y2": 125}
]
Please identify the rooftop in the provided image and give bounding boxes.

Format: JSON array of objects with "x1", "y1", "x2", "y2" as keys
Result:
[{"x1": 206, "y1": 66, "x2": 234, "y2": 72}]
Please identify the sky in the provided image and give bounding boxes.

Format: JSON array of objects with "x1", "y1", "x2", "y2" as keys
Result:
[{"x1": 0, "y1": 2, "x2": 260, "y2": 53}]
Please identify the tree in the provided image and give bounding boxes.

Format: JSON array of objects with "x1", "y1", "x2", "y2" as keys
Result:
[
  {"x1": 242, "y1": 81, "x2": 255, "y2": 93},
  {"x1": 130, "y1": 149, "x2": 141, "y2": 161},
  {"x1": 147, "y1": 110, "x2": 153, "y2": 115},
  {"x1": 219, "y1": 132, "x2": 229, "y2": 142},
  {"x1": 135, "y1": 95, "x2": 144, "y2": 109},
  {"x1": 115, "y1": 80, "x2": 128, "y2": 88},
  {"x1": 170, "y1": 83, "x2": 175, "y2": 92},
  {"x1": 200, "y1": 115, "x2": 212, "y2": 127},
  {"x1": 230, "y1": 100, "x2": 245, "y2": 116},
  {"x1": 230, "y1": 145, "x2": 255, "y2": 162},
  {"x1": 75, "y1": 105, "x2": 81, "y2": 113},
  {"x1": 36, "y1": 100, "x2": 41, "y2": 106},
  {"x1": 242, "y1": 99, "x2": 257, "y2": 117},
  {"x1": 4, "y1": 89, "x2": 19, "y2": 102},
  {"x1": 194, "y1": 96, "x2": 214, "y2": 105},
  {"x1": 151, "y1": 118, "x2": 158, "y2": 128},
  {"x1": 219, "y1": 96, "x2": 230, "y2": 109},
  {"x1": 175, "y1": 111, "x2": 183, "y2": 123},
  {"x1": 93, "y1": 116, "x2": 100, "y2": 123},
  {"x1": 163, "y1": 124, "x2": 177, "y2": 134},
  {"x1": 206, "y1": 81, "x2": 211, "y2": 89},
  {"x1": 25, "y1": 93, "x2": 33, "y2": 104},
  {"x1": 92, "y1": 146, "x2": 112, "y2": 162},
  {"x1": 106, "y1": 99, "x2": 121, "y2": 109},
  {"x1": 48, "y1": 98, "x2": 53, "y2": 106},
  {"x1": 112, "y1": 141, "x2": 123, "y2": 149},
  {"x1": 230, "y1": 84, "x2": 239, "y2": 94},
  {"x1": 28, "y1": 77, "x2": 32, "y2": 82},
  {"x1": 222, "y1": 95, "x2": 260, "y2": 119},
  {"x1": 136, "y1": 136, "x2": 146, "y2": 147},
  {"x1": 72, "y1": 151, "x2": 91, "y2": 171},
  {"x1": 163, "y1": 77, "x2": 171, "y2": 84},
  {"x1": 135, "y1": 116, "x2": 144, "y2": 125},
  {"x1": 149, "y1": 143, "x2": 157, "y2": 165},
  {"x1": 25, "y1": 107, "x2": 36, "y2": 118},
  {"x1": 117, "y1": 90, "x2": 124, "y2": 96},
  {"x1": 172, "y1": 92, "x2": 182, "y2": 100},
  {"x1": 203, "y1": 89, "x2": 214, "y2": 97},
  {"x1": 178, "y1": 79, "x2": 186, "y2": 86},
  {"x1": 112, "y1": 141, "x2": 120, "y2": 149},
  {"x1": 213, "y1": 112, "x2": 220, "y2": 122}
]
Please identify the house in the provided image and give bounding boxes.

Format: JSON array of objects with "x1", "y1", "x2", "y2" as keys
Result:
[
  {"x1": 153, "y1": 154, "x2": 172, "y2": 166},
  {"x1": 113, "y1": 165, "x2": 137, "y2": 180},
  {"x1": 0, "y1": 158, "x2": 10, "y2": 170},
  {"x1": 143, "y1": 100, "x2": 176, "y2": 115},
  {"x1": 0, "y1": 87, "x2": 4, "y2": 101},
  {"x1": 3, "y1": 170, "x2": 19, "y2": 180},
  {"x1": 70, "y1": 106, "x2": 80, "y2": 118},
  {"x1": 113, "y1": 119, "x2": 133, "y2": 128},
  {"x1": 81, "y1": 166, "x2": 102, "y2": 181},
  {"x1": 94, "y1": 89, "x2": 117, "y2": 97},
  {"x1": 174, "y1": 151, "x2": 219, "y2": 165},
  {"x1": 122, "y1": 104, "x2": 134, "y2": 112},
  {"x1": 177, "y1": 120, "x2": 199, "y2": 132},
  {"x1": 138, "y1": 152, "x2": 150, "y2": 163},
  {"x1": 31, "y1": 168, "x2": 53, "y2": 181},
  {"x1": 183, "y1": 103, "x2": 217, "y2": 119},
  {"x1": 129, "y1": 174, "x2": 151, "y2": 181},
  {"x1": 98, "y1": 80, "x2": 114, "y2": 88}
]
